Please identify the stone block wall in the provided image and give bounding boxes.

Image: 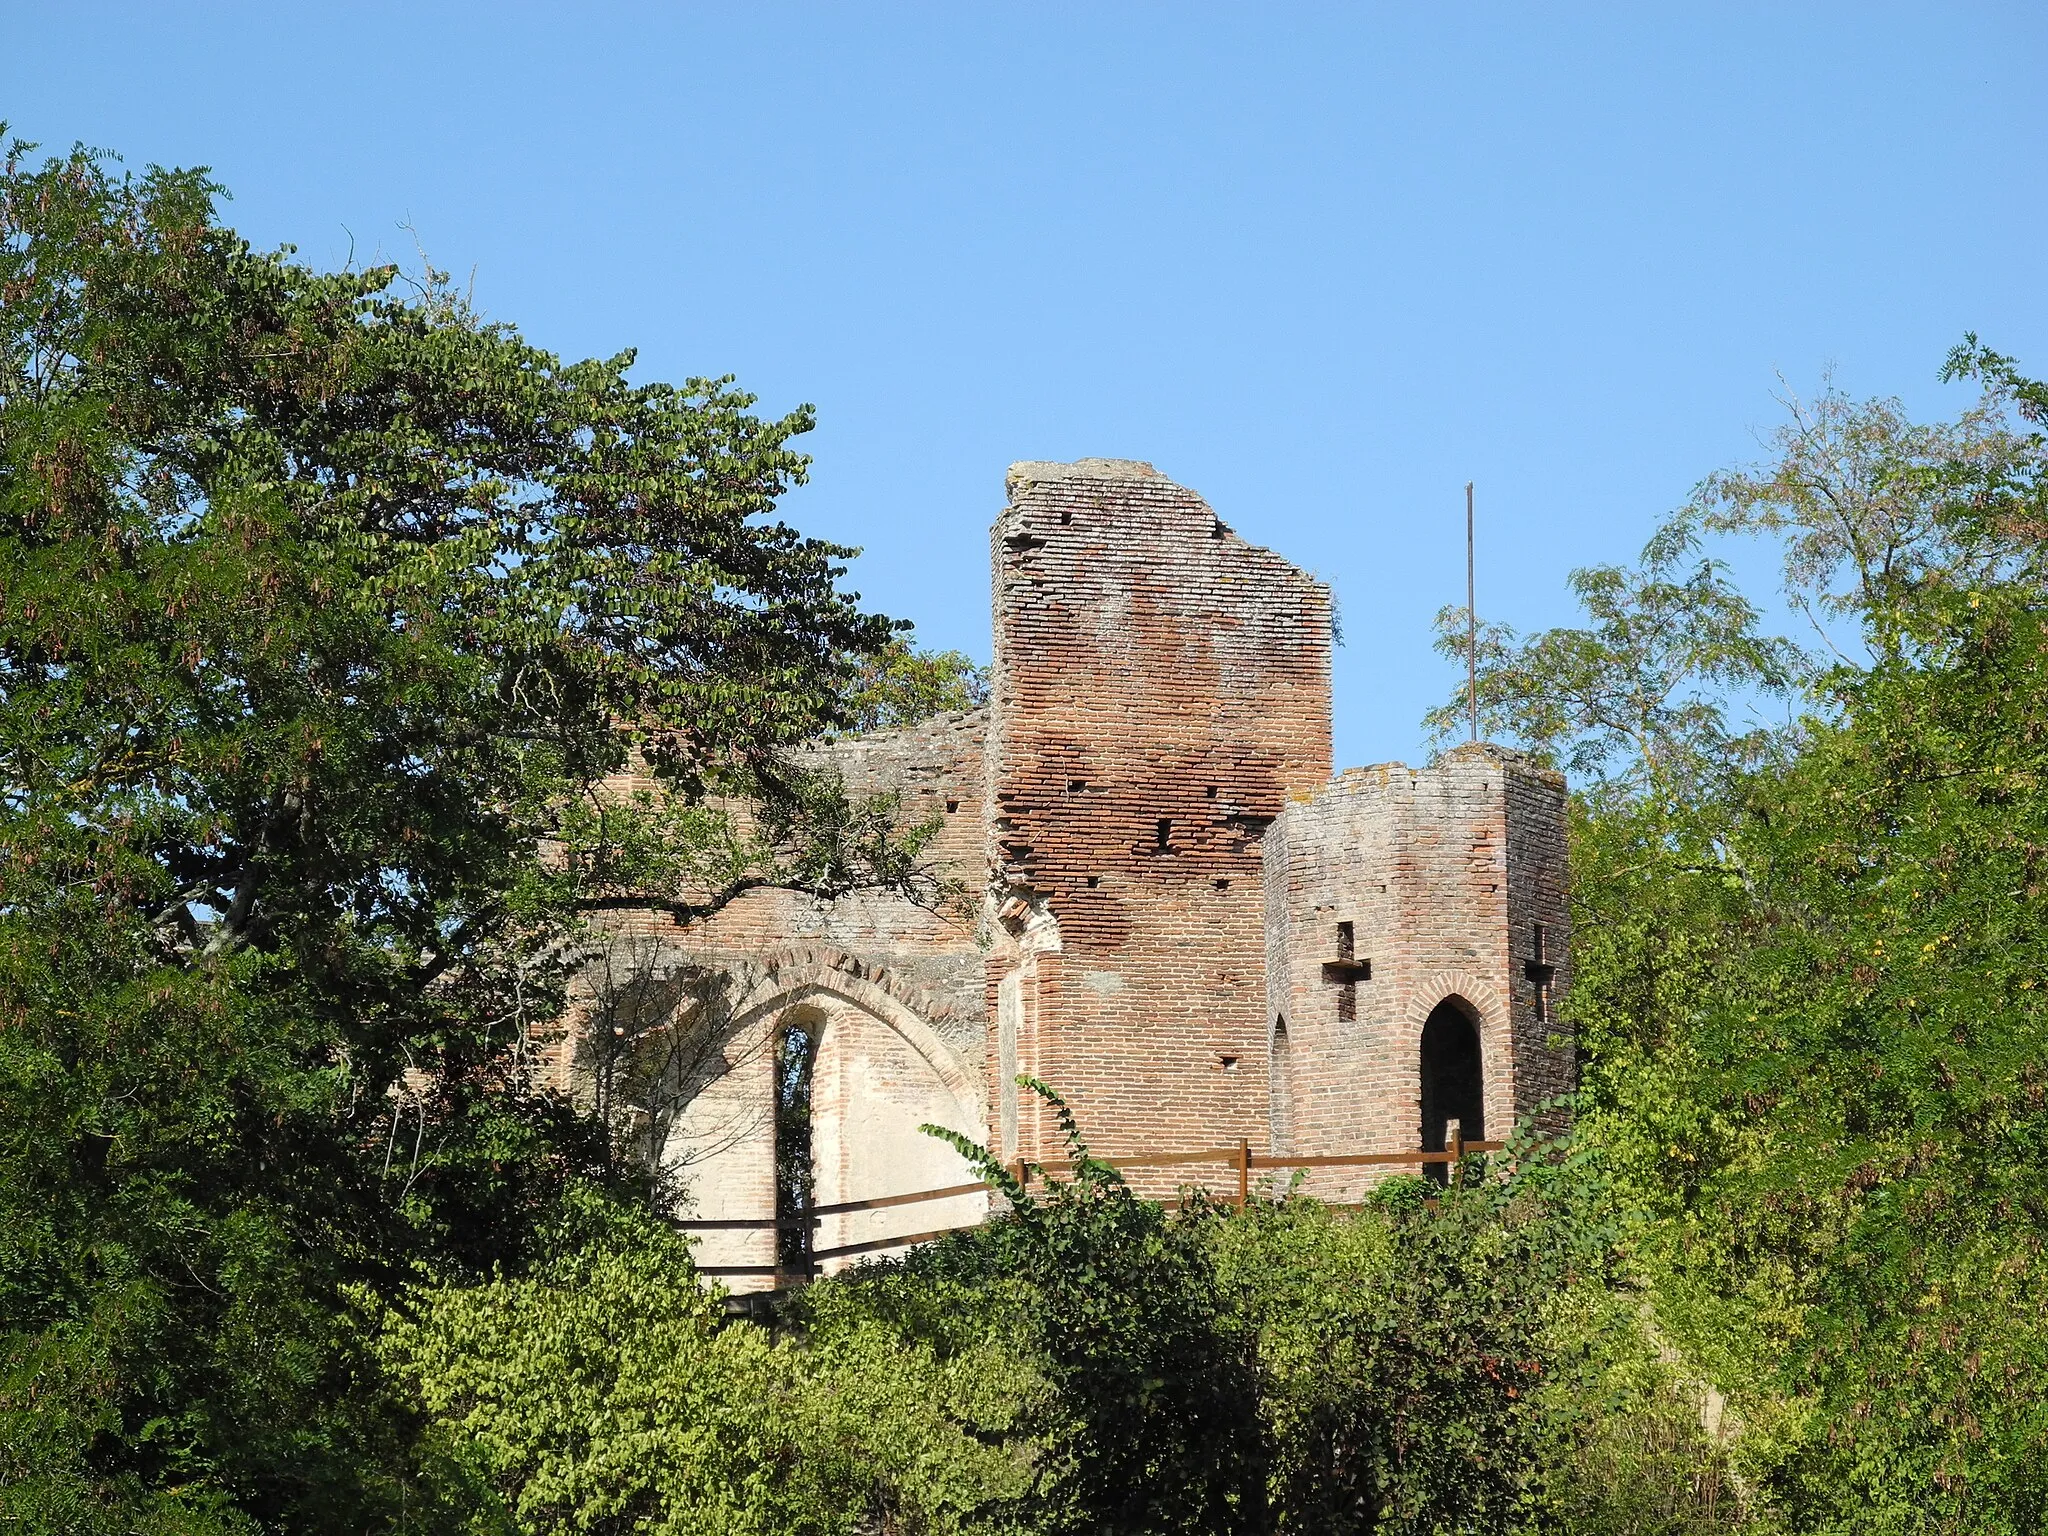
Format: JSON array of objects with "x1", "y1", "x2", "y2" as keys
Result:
[{"x1": 985, "y1": 459, "x2": 1333, "y2": 1167}]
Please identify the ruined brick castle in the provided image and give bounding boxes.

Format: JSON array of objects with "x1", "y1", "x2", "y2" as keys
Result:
[{"x1": 578, "y1": 458, "x2": 1573, "y2": 1286}]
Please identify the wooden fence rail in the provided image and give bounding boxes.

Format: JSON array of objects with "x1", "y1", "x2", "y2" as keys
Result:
[{"x1": 686, "y1": 1129, "x2": 1505, "y2": 1280}]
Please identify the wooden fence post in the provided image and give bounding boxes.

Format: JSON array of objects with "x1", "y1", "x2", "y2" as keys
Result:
[
  {"x1": 1448, "y1": 1119, "x2": 1466, "y2": 1190},
  {"x1": 1236, "y1": 1138, "x2": 1251, "y2": 1209}
]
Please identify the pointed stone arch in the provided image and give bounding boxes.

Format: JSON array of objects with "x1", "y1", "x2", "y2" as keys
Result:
[
  {"x1": 722, "y1": 954, "x2": 984, "y2": 1127},
  {"x1": 669, "y1": 947, "x2": 987, "y2": 1285}
]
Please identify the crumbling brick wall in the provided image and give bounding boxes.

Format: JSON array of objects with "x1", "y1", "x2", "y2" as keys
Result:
[
  {"x1": 558, "y1": 454, "x2": 1572, "y2": 1259},
  {"x1": 986, "y1": 459, "x2": 1333, "y2": 1166},
  {"x1": 567, "y1": 710, "x2": 994, "y2": 1289}
]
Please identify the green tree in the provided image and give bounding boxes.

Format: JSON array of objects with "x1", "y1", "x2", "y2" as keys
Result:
[
  {"x1": 0, "y1": 134, "x2": 926, "y2": 1533},
  {"x1": 910, "y1": 1084, "x2": 1590, "y2": 1536},
  {"x1": 1434, "y1": 349, "x2": 2048, "y2": 1532},
  {"x1": 836, "y1": 639, "x2": 990, "y2": 735},
  {"x1": 916, "y1": 1086, "x2": 1267, "y2": 1535},
  {"x1": 375, "y1": 1188, "x2": 1042, "y2": 1536}
]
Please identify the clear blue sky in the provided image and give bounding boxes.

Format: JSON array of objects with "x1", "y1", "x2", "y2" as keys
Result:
[{"x1": 7, "y1": 4, "x2": 2044, "y2": 769}]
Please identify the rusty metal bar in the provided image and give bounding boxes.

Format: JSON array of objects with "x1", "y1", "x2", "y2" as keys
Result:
[
  {"x1": 1030, "y1": 1145, "x2": 1240, "y2": 1175},
  {"x1": 680, "y1": 1140, "x2": 1506, "y2": 1249},
  {"x1": 674, "y1": 1214, "x2": 808, "y2": 1231},
  {"x1": 677, "y1": 1180, "x2": 992, "y2": 1231},
  {"x1": 1467, "y1": 480, "x2": 1479, "y2": 743}
]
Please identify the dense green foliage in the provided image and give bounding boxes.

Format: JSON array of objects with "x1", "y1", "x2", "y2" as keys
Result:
[
  {"x1": 0, "y1": 136, "x2": 942, "y2": 1533},
  {"x1": 386, "y1": 1088, "x2": 1604, "y2": 1535},
  {"x1": 375, "y1": 1187, "x2": 1044, "y2": 1535},
  {"x1": 1438, "y1": 348, "x2": 2048, "y2": 1532}
]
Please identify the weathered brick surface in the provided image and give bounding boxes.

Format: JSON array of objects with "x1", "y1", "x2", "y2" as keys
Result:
[
  {"x1": 985, "y1": 459, "x2": 1333, "y2": 1170},
  {"x1": 673, "y1": 708, "x2": 992, "y2": 1063},
  {"x1": 558, "y1": 458, "x2": 1570, "y2": 1268},
  {"x1": 1504, "y1": 757, "x2": 1575, "y2": 1132},
  {"x1": 1263, "y1": 746, "x2": 1573, "y2": 1199}
]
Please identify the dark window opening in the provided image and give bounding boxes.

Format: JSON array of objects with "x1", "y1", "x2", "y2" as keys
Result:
[
  {"x1": 1205, "y1": 784, "x2": 1218, "y2": 798},
  {"x1": 1323, "y1": 922, "x2": 1368, "y2": 1022},
  {"x1": 1274, "y1": 1013, "x2": 1288, "y2": 1039},
  {"x1": 1086, "y1": 874, "x2": 1101, "y2": 888},
  {"x1": 1211, "y1": 520, "x2": 1226, "y2": 539},
  {"x1": 1214, "y1": 878, "x2": 1231, "y2": 891},
  {"x1": 1524, "y1": 922, "x2": 1556, "y2": 1023},
  {"x1": 1419, "y1": 999, "x2": 1484, "y2": 1185},
  {"x1": 1155, "y1": 818, "x2": 1173, "y2": 851},
  {"x1": 945, "y1": 799, "x2": 959, "y2": 814},
  {"x1": 1060, "y1": 510, "x2": 1073, "y2": 525},
  {"x1": 1218, "y1": 1054, "x2": 1240, "y2": 1073},
  {"x1": 1069, "y1": 779, "x2": 1087, "y2": 792},
  {"x1": 775, "y1": 1020, "x2": 818, "y2": 1276}
]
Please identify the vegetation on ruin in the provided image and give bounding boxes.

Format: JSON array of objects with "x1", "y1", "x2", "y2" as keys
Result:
[
  {"x1": 5, "y1": 133, "x2": 2046, "y2": 1535},
  {"x1": 837, "y1": 639, "x2": 990, "y2": 736}
]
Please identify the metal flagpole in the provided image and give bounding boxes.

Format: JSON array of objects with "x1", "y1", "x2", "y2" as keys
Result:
[{"x1": 1466, "y1": 482, "x2": 1478, "y2": 743}]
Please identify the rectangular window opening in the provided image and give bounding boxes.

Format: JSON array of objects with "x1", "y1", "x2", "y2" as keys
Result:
[{"x1": 1525, "y1": 921, "x2": 1556, "y2": 1022}]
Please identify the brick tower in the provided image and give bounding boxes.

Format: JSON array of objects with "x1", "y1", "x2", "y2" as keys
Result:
[
  {"x1": 1262, "y1": 746, "x2": 1573, "y2": 1194},
  {"x1": 984, "y1": 459, "x2": 1334, "y2": 1166}
]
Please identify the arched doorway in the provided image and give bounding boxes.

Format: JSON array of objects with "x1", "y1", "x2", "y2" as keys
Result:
[{"x1": 1419, "y1": 997, "x2": 1484, "y2": 1183}]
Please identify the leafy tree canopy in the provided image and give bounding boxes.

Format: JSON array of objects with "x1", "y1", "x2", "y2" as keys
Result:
[
  {"x1": 0, "y1": 133, "x2": 933, "y2": 1533},
  {"x1": 1432, "y1": 344, "x2": 2048, "y2": 1532}
]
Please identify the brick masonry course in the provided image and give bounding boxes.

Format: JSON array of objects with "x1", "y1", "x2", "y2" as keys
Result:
[{"x1": 566, "y1": 459, "x2": 1574, "y2": 1283}]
